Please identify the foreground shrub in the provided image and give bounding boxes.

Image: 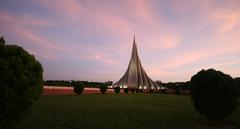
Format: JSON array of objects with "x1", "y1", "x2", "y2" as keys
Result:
[
  {"x1": 99, "y1": 84, "x2": 108, "y2": 94},
  {"x1": 234, "y1": 77, "x2": 240, "y2": 97},
  {"x1": 161, "y1": 87, "x2": 166, "y2": 94},
  {"x1": 130, "y1": 89, "x2": 135, "y2": 93},
  {"x1": 136, "y1": 89, "x2": 140, "y2": 93},
  {"x1": 150, "y1": 89, "x2": 154, "y2": 93},
  {"x1": 124, "y1": 88, "x2": 129, "y2": 93},
  {"x1": 72, "y1": 81, "x2": 84, "y2": 95},
  {"x1": 0, "y1": 37, "x2": 43, "y2": 129},
  {"x1": 174, "y1": 86, "x2": 181, "y2": 95},
  {"x1": 114, "y1": 86, "x2": 121, "y2": 94},
  {"x1": 190, "y1": 69, "x2": 239, "y2": 120}
]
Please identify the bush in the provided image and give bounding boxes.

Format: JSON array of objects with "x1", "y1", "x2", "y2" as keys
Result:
[
  {"x1": 150, "y1": 89, "x2": 154, "y2": 93},
  {"x1": 190, "y1": 69, "x2": 239, "y2": 120},
  {"x1": 161, "y1": 87, "x2": 166, "y2": 94},
  {"x1": 124, "y1": 88, "x2": 129, "y2": 93},
  {"x1": 0, "y1": 37, "x2": 43, "y2": 128},
  {"x1": 234, "y1": 77, "x2": 240, "y2": 97},
  {"x1": 114, "y1": 86, "x2": 121, "y2": 94},
  {"x1": 99, "y1": 84, "x2": 108, "y2": 94},
  {"x1": 136, "y1": 89, "x2": 140, "y2": 93},
  {"x1": 72, "y1": 81, "x2": 84, "y2": 95},
  {"x1": 130, "y1": 89, "x2": 135, "y2": 93},
  {"x1": 174, "y1": 86, "x2": 181, "y2": 95}
]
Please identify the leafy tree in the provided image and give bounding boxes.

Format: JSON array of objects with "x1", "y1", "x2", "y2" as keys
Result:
[
  {"x1": 44, "y1": 80, "x2": 71, "y2": 86},
  {"x1": 174, "y1": 85, "x2": 181, "y2": 95},
  {"x1": 234, "y1": 77, "x2": 240, "y2": 97},
  {"x1": 130, "y1": 89, "x2": 135, "y2": 93},
  {"x1": 161, "y1": 87, "x2": 166, "y2": 94},
  {"x1": 150, "y1": 89, "x2": 154, "y2": 93},
  {"x1": 105, "y1": 81, "x2": 113, "y2": 86},
  {"x1": 135, "y1": 89, "x2": 139, "y2": 93},
  {"x1": 44, "y1": 80, "x2": 112, "y2": 88},
  {"x1": 124, "y1": 88, "x2": 129, "y2": 93},
  {"x1": 72, "y1": 81, "x2": 84, "y2": 95},
  {"x1": 114, "y1": 86, "x2": 121, "y2": 94},
  {"x1": 190, "y1": 69, "x2": 238, "y2": 120},
  {"x1": 0, "y1": 37, "x2": 43, "y2": 128},
  {"x1": 99, "y1": 84, "x2": 108, "y2": 94}
]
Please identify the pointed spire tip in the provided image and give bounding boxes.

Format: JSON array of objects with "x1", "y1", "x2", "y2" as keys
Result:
[{"x1": 133, "y1": 34, "x2": 136, "y2": 44}]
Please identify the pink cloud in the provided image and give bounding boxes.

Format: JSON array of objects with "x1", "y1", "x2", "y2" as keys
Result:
[
  {"x1": 10, "y1": 26, "x2": 63, "y2": 51},
  {"x1": 138, "y1": 33, "x2": 181, "y2": 51},
  {"x1": 161, "y1": 52, "x2": 206, "y2": 69},
  {"x1": 147, "y1": 66, "x2": 174, "y2": 78},
  {"x1": 209, "y1": 10, "x2": 240, "y2": 34},
  {"x1": 35, "y1": 0, "x2": 184, "y2": 55},
  {"x1": 35, "y1": 0, "x2": 161, "y2": 37},
  {"x1": 9, "y1": 26, "x2": 65, "y2": 60},
  {"x1": 1, "y1": 11, "x2": 119, "y2": 64},
  {"x1": 10, "y1": 25, "x2": 117, "y2": 64},
  {"x1": 95, "y1": 54, "x2": 115, "y2": 64},
  {"x1": 161, "y1": 42, "x2": 240, "y2": 70},
  {"x1": 0, "y1": 11, "x2": 52, "y2": 27},
  {"x1": 122, "y1": 0, "x2": 154, "y2": 23},
  {"x1": 36, "y1": 0, "x2": 86, "y2": 23}
]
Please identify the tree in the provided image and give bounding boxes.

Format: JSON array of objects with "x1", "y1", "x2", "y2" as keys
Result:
[
  {"x1": 234, "y1": 77, "x2": 240, "y2": 97},
  {"x1": 190, "y1": 69, "x2": 238, "y2": 120},
  {"x1": 72, "y1": 81, "x2": 84, "y2": 95},
  {"x1": 160, "y1": 87, "x2": 166, "y2": 94},
  {"x1": 0, "y1": 37, "x2": 43, "y2": 128},
  {"x1": 99, "y1": 84, "x2": 108, "y2": 94},
  {"x1": 174, "y1": 85, "x2": 181, "y2": 95},
  {"x1": 124, "y1": 88, "x2": 129, "y2": 93},
  {"x1": 130, "y1": 89, "x2": 135, "y2": 93},
  {"x1": 105, "y1": 81, "x2": 113, "y2": 86},
  {"x1": 114, "y1": 86, "x2": 121, "y2": 94},
  {"x1": 0, "y1": 36, "x2": 5, "y2": 45}
]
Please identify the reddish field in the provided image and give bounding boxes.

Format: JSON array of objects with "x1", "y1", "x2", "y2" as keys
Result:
[
  {"x1": 42, "y1": 86, "x2": 190, "y2": 95},
  {"x1": 42, "y1": 86, "x2": 116, "y2": 95}
]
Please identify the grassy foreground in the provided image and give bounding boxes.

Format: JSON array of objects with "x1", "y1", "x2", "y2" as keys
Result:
[{"x1": 17, "y1": 94, "x2": 240, "y2": 129}]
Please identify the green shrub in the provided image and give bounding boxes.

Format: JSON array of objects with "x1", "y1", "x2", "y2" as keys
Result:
[
  {"x1": 99, "y1": 84, "x2": 108, "y2": 94},
  {"x1": 161, "y1": 87, "x2": 166, "y2": 94},
  {"x1": 174, "y1": 86, "x2": 181, "y2": 95},
  {"x1": 0, "y1": 37, "x2": 43, "y2": 129},
  {"x1": 114, "y1": 86, "x2": 121, "y2": 94},
  {"x1": 136, "y1": 89, "x2": 139, "y2": 93},
  {"x1": 150, "y1": 89, "x2": 154, "y2": 93},
  {"x1": 72, "y1": 81, "x2": 84, "y2": 95},
  {"x1": 124, "y1": 88, "x2": 129, "y2": 93},
  {"x1": 234, "y1": 77, "x2": 240, "y2": 97},
  {"x1": 130, "y1": 89, "x2": 135, "y2": 93},
  {"x1": 190, "y1": 69, "x2": 239, "y2": 120}
]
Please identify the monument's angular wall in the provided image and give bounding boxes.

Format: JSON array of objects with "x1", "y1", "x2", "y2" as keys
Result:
[{"x1": 114, "y1": 36, "x2": 159, "y2": 91}]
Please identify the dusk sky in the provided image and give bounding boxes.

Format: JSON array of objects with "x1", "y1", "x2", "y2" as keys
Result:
[{"x1": 0, "y1": 0, "x2": 240, "y2": 82}]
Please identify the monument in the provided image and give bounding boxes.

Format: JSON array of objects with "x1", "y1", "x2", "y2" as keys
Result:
[{"x1": 114, "y1": 36, "x2": 159, "y2": 91}]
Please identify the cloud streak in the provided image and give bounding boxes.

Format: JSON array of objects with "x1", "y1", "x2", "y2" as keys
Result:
[{"x1": 0, "y1": 0, "x2": 240, "y2": 81}]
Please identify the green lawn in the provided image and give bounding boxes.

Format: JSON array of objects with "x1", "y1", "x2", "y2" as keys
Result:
[{"x1": 17, "y1": 94, "x2": 240, "y2": 129}]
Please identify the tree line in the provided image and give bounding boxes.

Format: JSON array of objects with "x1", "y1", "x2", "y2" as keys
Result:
[
  {"x1": 44, "y1": 80, "x2": 113, "y2": 88},
  {"x1": 44, "y1": 79, "x2": 240, "y2": 93},
  {"x1": 156, "y1": 78, "x2": 240, "y2": 92},
  {"x1": 155, "y1": 81, "x2": 190, "y2": 90}
]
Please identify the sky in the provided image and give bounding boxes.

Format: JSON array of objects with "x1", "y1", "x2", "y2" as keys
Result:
[{"x1": 0, "y1": 0, "x2": 240, "y2": 82}]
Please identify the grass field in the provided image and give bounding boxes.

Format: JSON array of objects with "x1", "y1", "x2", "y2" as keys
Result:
[{"x1": 17, "y1": 94, "x2": 240, "y2": 129}]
